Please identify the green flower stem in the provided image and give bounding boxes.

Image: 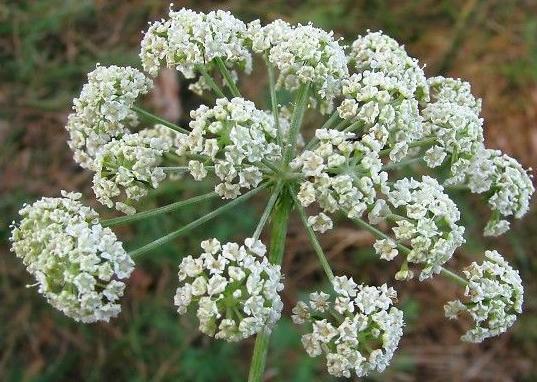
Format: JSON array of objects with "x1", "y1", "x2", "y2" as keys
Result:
[
  {"x1": 379, "y1": 137, "x2": 437, "y2": 157},
  {"x1": 284, "y1": 83, "x2": 310, "y2": 164},
  {"x1": 215, "y1": 57, "x2": 241, "y2": 97},
  {"x1": 351, "y1": 216, "x2": 409, "y2": 253},
  {"x1": 440, "y1": 268, "x2": 468, "y2": 287},
  {"x1": 445, "y1": 184, "x2": 469, "y2": 192},
  {"x1": 248, "y1": 334, "x2": 270, "y2": 382},
  {"x1": 266, "y1": 59, "x2": 282, "y2": 146},
  {"x1": 382, "y1": 157, "x2": 423, "y2": 171},
  {"x1": 261, "y1": 159, "x2": 281, "y2": 175},
  {"x1": 101, "y1": 191, "x2": 218, "y2": 227},
  {"x1": 248, "y1": 188, "x2": 293, "y2": 382},
  {"x1": 131, "y1": 106, "x2": 189, "y2": 134},
  {"x1": 252, "y1": 183, "x2": 283, "y2": 241},
  {"x1": 351, "y1": 216, "x2": 467, "y2": 286},
  {"x1": 160, "y1": 166, "x2": 190, "y2": 173},
  {"x1": 197, "y1": 65, "x2": 226, "y2": 98},
  {"x1": 160, "y1": 165, "x2": 215, "y2": 173},
  {"x1": 292, "y1": 194, "x2": 335, "y2": 281},
  {"x1": 334, "y1": 118, "x2": 349, "y2": 131},
  {"x1": 322, "y1": 110, "x2": 341, "y2": 130},
  {"x1": 304, "y1": 110, "x2": 341, "y2": 150},
  {"x1": 342, "y1": 119, "x2": 364, "y2": 134},
  {"x1": 128, "y1": 183, "x2": 269, "y2": 258}
]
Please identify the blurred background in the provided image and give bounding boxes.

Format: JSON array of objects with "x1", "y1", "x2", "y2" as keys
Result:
[{"x1": 1, "y1": 0, "x2": 536, "y2": 381}]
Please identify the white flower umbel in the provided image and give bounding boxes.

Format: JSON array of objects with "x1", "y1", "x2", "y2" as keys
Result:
[
  {"x1": 176, "y1": 97, "x2": 281, "y2": 199},
  {"x1": 386, "y1": 176, "x2": 465, "y2": 280},
  {"x1": 66, "y1": 65, "x2": 153, "y2": 169},
  {"x1": 342, "y1": 31, "x2": 428, "y2": 161},
  {"x1": 92, "y1": 132, "x2": 173, "y2": 214},
  {"x1": 444, "y1": 250, "x2": 523, "y2": 343},
  {"x1": 292, "y1": 128, "x2": 389, "y2": 232},
  {"x1": 140, "y1": 8, "x2": 251, "y2": 81},
  {"x1": 348, "y1": 31, "x2": 429, "y2": 100},
  {"x1": 9, "y1": 191, "x2": 134, "y2": 323},
  {"x1": 428, "y1": 76, "x2": 482, "y2": 113},
  {"x1": 447, "y1": 148, "x2": 534, "y2": 236},
  {"x1": 422, "y1": 77, "x2": 484, "y2": 167},
  {"x1": 248, "y1": 20, "x2": 348, "y2": 113},
  {"x1": 174, "y1": 238, "x2": 284, "y2": 342},
  {"x1": 292, "y1": 277, "x2": 404, "y2": 378}
]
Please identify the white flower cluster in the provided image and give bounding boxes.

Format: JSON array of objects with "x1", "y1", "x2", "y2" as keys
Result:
[
  {"x1": 348, "y1": 31, "x2": 428, "y2": 100},
  {"x1": 176, "y1": 97, "x2": 281, "y2": 199},
  {"x1": 92, "y1": 131, "x2": 173, "y2": 215},
  {"x1": 66, "y1": 65, "x2": 153, "y2": 169},
  {"x1": 9, "y1": 191, "x2": 134, "y2": 323},
  {"x1": 340, "y1": 31, "x2": 428, "y2": 161},
  {"x1": 174, "y1": 238, "x2": 284, "y2": 342},
  {"x1": 447, "y1": 148, "x2": 534, "y2": 236},
  {"x1": 444, "y1": 250, "x2": 523, "y2": 343},
  {"x1": 247, "y1": 20, "x2": 348, "y2": 113},
  {"x1": 422, "y1": 77, "x2": 484, "y2": 167},
  {"x1": 140, "y1": 7, "x2": 251, "y2": 83},
  {"x1": 428, "y1": 76, "x2": 481, "y2": 113},
  {"x1": 292, "y1": 277, "x2": 403, "y2": 378},
  {"x1": 292, "y1": 128, "x2": 389, "y2": 233},
  {"x1": 383, "y1": 176, "x2": 465, "y2": 280},
  {"x1": 139, "y1": 123, "x2": 181, "y2": 150}
]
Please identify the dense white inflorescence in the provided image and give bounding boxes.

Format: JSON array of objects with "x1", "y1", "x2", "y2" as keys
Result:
[
  {"x1": 446, "y1": 148, "x2": 534, "y2": 236},
  {"x1": 292, "y1": 277, "x2": 404, "y2": 378},
  {"x1": 348, "y1": 31, "x2": 429, "y2": 100},
  {"x1": 92, "y1": 131, "x2": 173, "y2": 214},
  {"x1": 444, "y1": 250, "x2": 523, "y2": 343},
  {"x1": 176, "y1": 97, "x2": 281, "y2": 199},
  {"x1": 342, "y1": 31, "x2": 428, "y2": 161},
  {"x1": 140, "y1": 7, "x2": 251, "y2": 85},
  {"x1": 427, "y1": 76, "x2": 481, "y2": 113},
  {"x1": 174, "y1": 238, "x2": 284, "y2": 342},
  {"x1": 422, "y1": 76, "x2": 484, "y2": 167},
  {"x1": 9, "y1": 191, "x2": 134, "y2": 323},
  {"x1": 383, "y1": 176, "x2": 465, "y2": 280},
  {"x1": 247, "y1": 20, "x2": 348, "y2": 113},
  {"x1": 66, "y1": 65, "x2": 153, "y2": 169},
  {"x1": 292, "y1": 128, "x2": 389, "y2": 233}
]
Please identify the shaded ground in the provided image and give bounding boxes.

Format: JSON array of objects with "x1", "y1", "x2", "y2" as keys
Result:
[{"x1": 1, "y1": 1, "x2": 536, "y2": 381}]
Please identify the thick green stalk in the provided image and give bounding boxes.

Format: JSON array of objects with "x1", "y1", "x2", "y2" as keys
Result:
[
  {"x1": 128, "y1": 184, "x2": 269, "y2": 258},
  {"x1": 248, "y1": 189, "x2": 293, "y2": 382},
  {"x1": 132, "y1": 106, "x2": 189, "y2": 134},
  {"x1": 101, "y1": 191, "x2": 218, "y2": 227},
  {"x1": 292, "y1": 194, "x2": 334, "y2": 281},
  {"x1": 215, "y1": 57, "x2": 241, "y2": 97},
  {"x1": 284, "y1": 84, "x2": 310, "y2": 163}
]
